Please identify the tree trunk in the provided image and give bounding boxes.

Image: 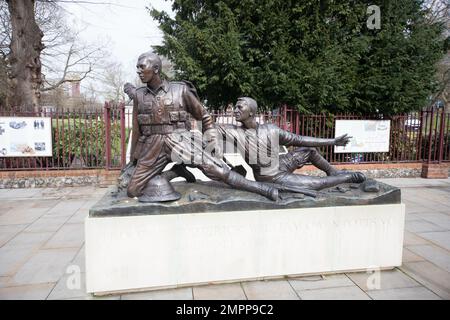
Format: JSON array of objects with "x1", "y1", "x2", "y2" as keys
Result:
[{"x1": 6, "y1": 0, "x2": 44, "y2": 113}]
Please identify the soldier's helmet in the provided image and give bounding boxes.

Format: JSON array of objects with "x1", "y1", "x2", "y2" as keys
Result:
[{"x1": 138, "y1": 175, "x2": 181, "y2": 202}]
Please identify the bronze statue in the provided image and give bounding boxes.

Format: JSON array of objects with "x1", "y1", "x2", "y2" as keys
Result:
[
  {"x1": 125, "y1": 52, "x2": 279, "y2": 202},
  {"x1": 217, "y1": 97, "x2": 366, "y2": 190}
]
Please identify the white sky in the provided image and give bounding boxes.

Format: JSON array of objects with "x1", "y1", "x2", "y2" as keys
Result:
[{"x1": 59, "y1": 0, "x2": 174, "y2": 81}]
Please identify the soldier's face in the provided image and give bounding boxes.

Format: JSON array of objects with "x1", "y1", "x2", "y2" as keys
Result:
[
  {"x1": 234, "y1": 101, "x2": 252, "y2": 122},
  {"x1": 136, "y1": 57, "x2": 157, "y2": 83}
]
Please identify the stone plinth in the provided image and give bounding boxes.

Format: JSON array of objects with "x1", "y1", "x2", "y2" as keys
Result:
[{"x1": 85, "y1": 181, "x2": 404, "y2": 295}]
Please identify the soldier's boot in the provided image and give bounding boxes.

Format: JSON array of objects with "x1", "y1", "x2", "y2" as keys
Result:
[
  {"x1": 331, "y1": 170, "x2": 366, "y2": 179},
  {"x1": 226, "y1": 170, "x2": 278, "y2": 201},
  {"x1": 162, "y1": 164, "x2": 196, "y2": 183},
  {"x1": 313, "y1": 172, "x2": 366, "y2": 190},
  {"x1": 349, "y1": 172, "x2": 366, "y2": 183}
]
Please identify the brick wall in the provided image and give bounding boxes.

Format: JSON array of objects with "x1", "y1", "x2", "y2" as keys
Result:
[
  {"x1": 0, "y1": 169, "x2": 120, "y2": 189},
  {"x1": 0, "y1": 162, "x2": 448, "y2": 189},
  {"x1": 295, "y1": 162, "x2": 449, "y2": 179}
]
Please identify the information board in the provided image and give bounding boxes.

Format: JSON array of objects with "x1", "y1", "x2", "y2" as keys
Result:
[
  {"x1": 0, "y1": 117, "x2": 52, "y2": 157},
  {"x1": 334, "y1": 120, "x2": 390, "y2": 153}
]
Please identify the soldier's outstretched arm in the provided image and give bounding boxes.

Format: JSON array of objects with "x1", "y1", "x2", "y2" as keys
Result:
[{"x1": 278, "y1": 127, "x2": 350, "y2": 147}]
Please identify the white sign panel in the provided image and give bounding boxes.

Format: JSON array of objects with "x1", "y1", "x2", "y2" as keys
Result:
[
  {"x1": 0, "y1": 117, "x2": 52, "y2": 157},
  {"x1": 334, "y1": 120, "x2": 390, "y2": 153}
]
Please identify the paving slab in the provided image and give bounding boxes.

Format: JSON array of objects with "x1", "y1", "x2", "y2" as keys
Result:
[
  {"x1": 422, "y1": 203, "x2": 450, "y2": 214},
  {"x1": 24, "y1": 216, "x2": 69, "y2": 233},
  {"x1": 47, "y1": 272, "x2": 88, "y2": 300},
  {"x1": 0, "y1": 224, "x2": 28, "y2": 247},
  {"x1": 66, "y1": 210, "x2": 88, "y2": 224},
  {"x1": 415, "y1": 213, "x2": 450, "y2": 230},
  {"x1": 0, "y1": 247, "x2": 36, "y2": 277},
  {"x1": 418, "y1": 231, "x2": 450, "y2": 251},
  {"x1": 2, "y1": 231, "x2": 53, "y2": 250},
  {"x1": 44, "y1": 200, "x2": 87, "y2": 217},
  {"x1": 0, "y1": 209, "x2": 47, "y2": 226},
  {"x1": 403, "y1": 231, "x2": 430, "y2": 246},
  {"x1": 407, "y1": 244, "x2": 450, "y2": 273},
  {"x1": 43, "y1": 223, "x2": 84, "y2": 249},
  {"x1": 0, "y1": 200, "x2": 17, "y2": 212},
  {"x1": 400, "y1": 261, "x2": 450, "y2": 299},
  {"x1": 413, "y1": 188, "x2": 450, "y2": 203},
  {"x1": 0, "y1": 189, "x2": 42, "y2": 200},
  {"x1": 405, "y1": 213, "x2": 423, "y2": 221},
  {"x1": 405, "y1": 220, "x2": 446, "y2": 233},
  {"x1": 0, "y1": 276, "x2": 12, "y2": 288},
  {"x1": 288, "y1": 274, "x2": 354, "y2": 291},
  {"x1": 66, "y1": 186, "x2": 101, "y2": 197},
  {"x1": 378, "y1": 178, "x2": 450, "y2": 188},
  {"x1": 241, "y1": 280, "x2": 299, "y2": 300},
  {"x1": 193, "y1": 283, "x2": 247, "y2": 300},
  {"x1": 405, "y1": 219, "x2": 446, "y2": 233},
  {"x1": 346, "y1": 269, "x2": 420, "y2": 291},
  {"x1": 64, "y1": 295, "x2": 121, "y2": 300},
  {"x1": 405, "y1": 204, "x2": 437, "y2": 215},
  {"x1": 71, "y1": 246, "x2": 85, "y2": 273},
  {"x1": 297, "y1": 286, "x2": 370, "y2": 300},
  {"x1": 402, "y1": 248, "x2": 426, "y2": 263},
  {"x1": 30, "y1": 199, "x2": 60, "y2": 209},
  {"x1": 39, "y1": 188, "x2": 72, "y2": 198},
  {"x1": 0, "y1": 283, "x2": 55, "y2": 300},
  {"x1": 367, "y1": 286, "x2": 441, "y2": 300},
  {"x1": 121, "y1": 287, "x2": 193, "y2": 300},
  {"x1": 11, "y1": 248, "x2": 78, "y2": 285}
]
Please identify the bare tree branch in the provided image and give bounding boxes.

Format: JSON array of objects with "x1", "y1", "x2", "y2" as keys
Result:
[{"x1": 1, "y1": 0, "x2": 109, "y2": 98}]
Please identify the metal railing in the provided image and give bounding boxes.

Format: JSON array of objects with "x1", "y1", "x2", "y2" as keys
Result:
[
  {"x1": 210, "y1": 106, "x2": 449, "y2": 164},
  {"x1": 0, "y1": 104, "x2": 448, "y2": 171},
  {"x1": 0, "y1": 102, "x2": 127, "y2": 171}
]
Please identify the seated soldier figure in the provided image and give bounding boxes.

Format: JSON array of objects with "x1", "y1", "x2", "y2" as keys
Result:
[{"x1": 217, "y1": 97, "x2": 366, "y2": 191}]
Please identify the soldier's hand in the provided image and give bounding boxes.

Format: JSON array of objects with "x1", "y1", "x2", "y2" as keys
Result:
[
  {"x1": 123, "y1": 82, "x2": 136, "y2": 99},
  {"x1": 334, "y1": 134, "x2": 352, "y2": 146},
  {"x1": 203, "y1": 128, "x2": 223, "y2": 159},
  {"x1": 123, "y1": 82, "x2": 134, "y2": 91}
]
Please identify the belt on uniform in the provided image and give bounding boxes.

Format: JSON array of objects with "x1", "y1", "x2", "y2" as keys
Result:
[{"x1": 141, "y1": 123, "x2": 187, "y2": 135}]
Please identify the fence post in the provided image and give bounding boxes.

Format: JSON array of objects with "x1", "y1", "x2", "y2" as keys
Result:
[
  {"x1": 417, "y1": 110, "x2": 424, "y2": 161},
  {"x1": 282, "y1": 104, "x2": 287, "y2": 130},
  {"x1": 104, "y1": 101, "x2": 111, "y2": 170},
  {"x1": 427, "y1": 107, "x2": 434, "y2": 164},
  {"x1": 120, "y1": 102, "x2": 126, "y2": 168},
  {"x1": 421, "y1": 105, "x2": 448, "y2": 179},
  {"x1": 438, "y1": 105, "x2": 446, "y2": 164}
]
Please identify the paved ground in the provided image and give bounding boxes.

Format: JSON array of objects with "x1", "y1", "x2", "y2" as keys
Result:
[{"x1": 0, "y1": 178, "x2": 449, "y2": 300}]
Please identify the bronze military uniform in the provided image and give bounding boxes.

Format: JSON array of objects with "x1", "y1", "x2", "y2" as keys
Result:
[
  {"x1": 127, "y1": 80, "x2": 277, "y2": 201},
  {"x1": 216, "y1": 97, "x2": 366, "y2": 191},
  {"x1": 128, "y1": 80, "x2": 209, "y2": 196}
]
